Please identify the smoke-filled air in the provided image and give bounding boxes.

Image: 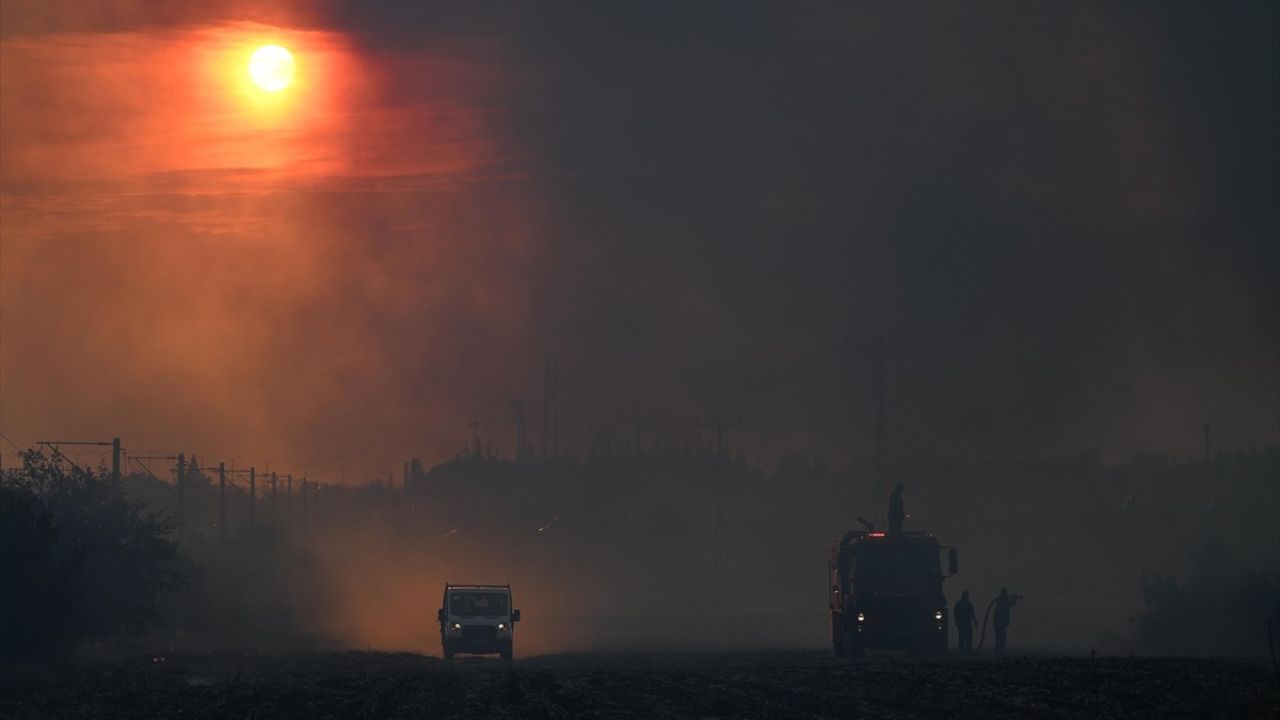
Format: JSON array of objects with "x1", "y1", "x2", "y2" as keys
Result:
[{"x1": 2, "y1": 2, "x2": 1277, "y2": 717}]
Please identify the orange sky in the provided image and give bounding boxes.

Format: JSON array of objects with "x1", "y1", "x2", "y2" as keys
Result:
[
  {"x1": 0, "y1": 21, "x2": 521, "y2": 193},
  {"x1": 1, "y1": 20, "x2": 548, "y2": 479}
]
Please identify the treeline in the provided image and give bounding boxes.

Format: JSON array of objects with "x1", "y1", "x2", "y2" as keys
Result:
[
  {"x1": 1, "y1": 450, "x2": 333, "y2": 662},
  {"x1": 2, "y1": 444, "x2": 1276, "y2": 658}
]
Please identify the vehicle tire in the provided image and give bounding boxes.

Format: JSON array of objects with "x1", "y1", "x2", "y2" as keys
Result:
[
  {"x1": 850, "y1": 636, "x2": 865, "y2": 658},
  {"x1": 500, "y1": 643, "x2": 513, "y2": 661}
]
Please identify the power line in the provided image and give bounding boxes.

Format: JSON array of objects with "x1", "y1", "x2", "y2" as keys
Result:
[
  {"x1": 131, "y1": 453, "x2": 186, "y2": 542},
  {"x1": 0, "y1": 431, "x2": 26, "y2": 450},
  {"x1": 37, "y1": 439, "x2": 121, "y2": 486}
]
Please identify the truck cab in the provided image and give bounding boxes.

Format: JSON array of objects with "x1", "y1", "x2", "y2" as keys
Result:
[
  {"x1": 829, "y1": 531, "x2": 957, "y2": 657},
  {"x1": 437, "y1": 584, "x2": 521, "y2": 660}
]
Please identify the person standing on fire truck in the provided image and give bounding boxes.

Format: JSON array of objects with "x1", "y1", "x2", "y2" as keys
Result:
[{"x1": 888, "y1": 483, "x2": 905, "y2": 532}]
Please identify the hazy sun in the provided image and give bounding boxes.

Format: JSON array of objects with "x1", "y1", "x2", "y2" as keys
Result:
[{"x1": 248, "y1": 45, "x2": 294, "y2": 92}]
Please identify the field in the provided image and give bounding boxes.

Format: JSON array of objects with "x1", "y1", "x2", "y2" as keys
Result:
[{"x1": 3, "y1": 650, "x2": 1276, "y2": 719}]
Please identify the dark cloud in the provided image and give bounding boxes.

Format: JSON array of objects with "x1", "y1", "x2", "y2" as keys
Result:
[{"x1": 494, "y1": 1, "x2": 1279, "y2": 458}]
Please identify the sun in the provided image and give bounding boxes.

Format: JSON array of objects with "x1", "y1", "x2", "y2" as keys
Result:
[{"x1": 248, "y1": 45, "x2": 295, "y2": 92}]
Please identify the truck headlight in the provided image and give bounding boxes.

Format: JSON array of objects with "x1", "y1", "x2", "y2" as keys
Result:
[
  {"x1": 934, "y1": 611, "x2": 944, "y2": 621},
  {"x1": 856, "y1": 612, "x2": 865, "y2": 622},
  {"x1": 498, "y1": 623, "x2": 507, "y2": 630},
  {"x1": 451, "y1": 623, "x2": 462, "y2": 631}
]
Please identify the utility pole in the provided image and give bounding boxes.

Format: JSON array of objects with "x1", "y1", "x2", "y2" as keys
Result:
[
  {"x1": 467, "y1": 420, "x2": 482, "y2": 459},
  {"x1": 249, "y1": 466, "x2": 257, "y2": 529},
  {"x1": 699, "y1": 416, "x2": 742, "y2": 603},
  {"x1": 624, "y1": 415, "x2": 656, "y2": 456},
  {"x1": 590, "y1": 421, "x2": 609, "y2": 456},
  {"x1": 176, "y1": 454, "x2": 186, "y2": 543},
  {"x1": 542, "y1": 354, "x2": 559, "y2": 459},
  {"x1": 510, "y1": 398, "x2": 529, "y2": 461},
  {"x1": 224, "y1": 467, "x2": 254, "y2": 539},
  {"x1": 112, "y1": 437, "x2": 121, "y2": 487},
  {"x1": 218, "y1": 462, "x2": 227, "y2": 546}
]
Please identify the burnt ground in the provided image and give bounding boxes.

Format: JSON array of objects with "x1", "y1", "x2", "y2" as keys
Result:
[{"x1": 2, "y1": 650, "x2": 1276, "y2": 719}]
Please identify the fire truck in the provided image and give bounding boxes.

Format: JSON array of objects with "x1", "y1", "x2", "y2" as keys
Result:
[{"x1": 828, "y1": 530, "x2": 958, "y2": 657}]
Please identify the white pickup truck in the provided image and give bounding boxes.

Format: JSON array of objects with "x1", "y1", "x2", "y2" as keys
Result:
[{"x1": 437, "y1": 583, "x2": 521, "y2": 660}]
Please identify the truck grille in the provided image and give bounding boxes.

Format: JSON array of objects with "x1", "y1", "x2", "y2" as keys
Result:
[
  {"x1": 878, "y1": 607, "x2": 927, "y2": 633},
  {"x1": 462, "y1": 625, "x2": 497, "y2": 641}
]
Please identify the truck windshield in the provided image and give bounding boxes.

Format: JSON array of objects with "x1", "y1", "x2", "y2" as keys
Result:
[
  {"x1": 449, "y1": 592, "x2": 509, "y2": 616},
  {"x1": 854, "y1": 543, "x2": 938, "y2": 580}
]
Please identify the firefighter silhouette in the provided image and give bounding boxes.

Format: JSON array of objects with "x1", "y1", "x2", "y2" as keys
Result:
[
  {"x1": 953, "y1": 590, "x2": 977, "y2": 655},
  {"x1": 888, "y1": 483, "x2": 905, "y2": 532},
  {"x1": 993, "y1": 587, "x2": 1018, "y2": 655}
]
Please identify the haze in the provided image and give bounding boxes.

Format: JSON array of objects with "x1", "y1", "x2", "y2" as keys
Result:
[{"x1": 1, "y1": 0, "x2": 1276, "y2": 657}]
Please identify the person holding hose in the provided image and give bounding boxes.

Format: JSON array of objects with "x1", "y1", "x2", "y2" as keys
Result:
[{"x1": 993, "y1": 587, "x2": 1019, "y2": 656}]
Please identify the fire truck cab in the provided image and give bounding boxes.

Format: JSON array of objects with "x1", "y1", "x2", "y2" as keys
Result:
[{"x1": 829, "y1": 531, "x2": 958, "y2": 657}]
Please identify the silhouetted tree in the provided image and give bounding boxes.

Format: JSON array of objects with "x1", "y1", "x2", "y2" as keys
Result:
[
  {"x1": 0, "y1": 450, "x2": 185, "y2": 659},
  {"x1": 0, "y1": 482, "x2": 58, "y2": 658}
]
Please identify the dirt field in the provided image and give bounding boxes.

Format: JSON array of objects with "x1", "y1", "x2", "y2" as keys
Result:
[{"x1": 3, "y1": 650, "x2": 1276, "y2": 719}]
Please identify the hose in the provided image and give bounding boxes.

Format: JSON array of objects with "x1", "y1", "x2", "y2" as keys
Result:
[
  {"x1": 974, "y1": 597, "x2": 998, "y2": 652},
  {"x1": 975, "y1": 594, "x2": 1023, "y2": 653}
]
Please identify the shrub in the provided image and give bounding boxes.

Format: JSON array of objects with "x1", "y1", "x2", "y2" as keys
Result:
[{"x1": 1137, "y1": 543, "x2": 1280, "y2": 657}]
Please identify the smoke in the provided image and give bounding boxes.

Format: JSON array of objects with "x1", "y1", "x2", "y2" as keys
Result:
[
  {"x1": 1, "y1": 1, "x2": 1276, "y2": 660},
  {"x1": 115, "y1": 449, "x2": 1277, "y2": 658},
  {"x1": 4, "y1": 3, "x2": 1277, "y2": 477},
  {"x1": 0, "y1": 19, "x2": 550, "y2": 477}
]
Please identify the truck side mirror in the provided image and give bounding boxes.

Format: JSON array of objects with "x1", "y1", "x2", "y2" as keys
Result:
[
  {"x1": 437, "y1": 608, "x2": 446, "y2": 622},
  {"x1": 512, "y1": 609, "x2": 521, "y2": 622},
  {"x1": 948, "y1": 548, "x2": 959, "y2": 575}
]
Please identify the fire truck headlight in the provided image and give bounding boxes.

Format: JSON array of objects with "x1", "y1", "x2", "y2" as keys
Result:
[
  {"x1": 934, "y1": 610, "x2": 944, "y2": 621},
  {"x1": 856, "y1": 612, "x2": 865, "y2": 623}
]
